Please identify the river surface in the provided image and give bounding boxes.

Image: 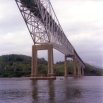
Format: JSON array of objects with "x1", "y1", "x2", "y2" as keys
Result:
[{"x1": 0, "y1": 76, "x2": 103, "y2": 103}]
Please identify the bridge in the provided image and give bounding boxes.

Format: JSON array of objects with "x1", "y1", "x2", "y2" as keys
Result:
[{"x1": 15, "y1": 0, "x2": 85, "y2": 79}]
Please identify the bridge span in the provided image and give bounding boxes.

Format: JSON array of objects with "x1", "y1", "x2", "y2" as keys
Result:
[{"x1": 15, "y1": 0, "x2": 85, "y2": 79}]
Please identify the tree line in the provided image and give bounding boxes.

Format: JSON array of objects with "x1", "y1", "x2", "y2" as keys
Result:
[{"x1": 0, "y1": 54, "x2": 103, "y2": 77}]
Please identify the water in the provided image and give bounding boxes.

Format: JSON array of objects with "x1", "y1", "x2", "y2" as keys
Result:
[{"x1": 0, "y1": 76, "x2": 103, "y2": 103}]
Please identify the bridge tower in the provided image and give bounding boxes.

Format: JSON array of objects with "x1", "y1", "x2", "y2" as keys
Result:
[{"x1": 15, "y1": 0, "x2": 85, "y2": 79}]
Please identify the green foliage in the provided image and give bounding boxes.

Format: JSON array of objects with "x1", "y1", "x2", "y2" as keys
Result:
[
  {"x1": 0, "y1": 54, "x2": 31, "y2": 77},
  {"x1": 38, "y1": 64, "x2": 47, "y2": 76},
  {"x1": 54, "y1": 61, "x2": 74, "y2": 76},
  {"x1": 84, "y1": 63, "x2": 103, "y2": 76},
  {"x1": 0, "y1": 54, "x2": 103, "y2": 77},
  {"x1": 54, "y1": 63, "x2": 64, "y2": 76}
]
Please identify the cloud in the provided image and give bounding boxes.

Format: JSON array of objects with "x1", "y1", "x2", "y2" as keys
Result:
[
  {"x1": 0, "y1": 0, "x2": 103, "y2": 67},
  {"x1": 0, "y1": 30, "x2": 33, "y2": 55},
  {"x1": 51, "y1": 0, "x2": 103, "y2": 67},
  {"x1": 0, "y1": 0, "x2": 26, "y2": 34}
]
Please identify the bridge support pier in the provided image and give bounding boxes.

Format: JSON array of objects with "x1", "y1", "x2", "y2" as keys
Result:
[
  {"x1": 64, "y1": 56, "x2": 68, "y2": 77},
  {"x1": 48, "y1": 44, "x2": 54, "y2": 77},
  {"x1": 73, "y1": 58, "x2": 85, "y2": 77},
  {"x1": 73, "y1": 57, "x2": 82, "y2": 77},
  {"x1": 78, "y1": 65, "x2": 85, "y2": 77},
  {"x1": 31, "y1": 45, "x2": 37, "y2": 77},
  {"x1": 77, "y1": 65, "x2": 81, "y2": 77},
  {"x1": 30, "y1": 44, "x2": 56, "y2": 80},
  {"x1": 81, "y1": 67, "x2": 84, "y2": 76},
  {"x1": 73, "y1": 57, "x2": 77, "y2": 77},
  {"x1": 76, "y1": 63, "x2": 81, "y2": 77}
]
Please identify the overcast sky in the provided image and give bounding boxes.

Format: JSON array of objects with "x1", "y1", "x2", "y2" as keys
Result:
[{"x1": 0, "y1": 0, "x2": 103, "y2": 68}]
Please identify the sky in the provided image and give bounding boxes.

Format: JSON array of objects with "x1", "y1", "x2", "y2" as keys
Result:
[{"x1": 0, "y1": 0, "x2": 103, "y2": 68}]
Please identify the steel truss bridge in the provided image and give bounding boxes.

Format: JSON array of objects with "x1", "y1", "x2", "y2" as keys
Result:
[{"x1": 15, "y1": 0, "x2": 85, "y2": 79}]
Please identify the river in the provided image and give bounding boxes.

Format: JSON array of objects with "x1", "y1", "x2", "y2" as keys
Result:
[{"x1": 0, "y1": 76, "x2": 103, "y2": 103}]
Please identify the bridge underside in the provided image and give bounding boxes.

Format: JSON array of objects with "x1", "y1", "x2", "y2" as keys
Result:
[
  {"x1": 30, "y1": 44, "x2": 84, "y2": 80},
  {"x1": 15, "y1": 0, "x2": 85, "y2": 79}
]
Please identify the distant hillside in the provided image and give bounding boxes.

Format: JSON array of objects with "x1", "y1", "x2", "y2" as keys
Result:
[
  {"x1": 0, "y1": 54, "x2": 103, "y2": 77},
  {"x1": 0, "y1": 54, "x2": 31, "y2": 77},
  {"x1": 55, "y1": 61, "x2": 103, "y2": 76},
  {"x1": 84, "y1": 63, "x2": 103, "y2": 76},
  {"x1": 0, "y1": 54, "x2": 48, "y2": 77}
]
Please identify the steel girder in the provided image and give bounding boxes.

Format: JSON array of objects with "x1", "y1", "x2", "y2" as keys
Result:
[{"x1": 15, "y1": 0, "x2": 85, "y2": 68}]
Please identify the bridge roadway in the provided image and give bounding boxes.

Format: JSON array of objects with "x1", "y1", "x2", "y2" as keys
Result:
[{"x1": 15, "y1": 0, "x2": 85, "y2": 79}]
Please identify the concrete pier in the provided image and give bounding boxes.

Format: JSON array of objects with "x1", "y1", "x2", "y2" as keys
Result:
[
  {"x1": 64, "y1": 56, "x2": 68, "y2": 77},
  {"x1": 31, "y1": 44, "x2": 56, "y2": 80}
]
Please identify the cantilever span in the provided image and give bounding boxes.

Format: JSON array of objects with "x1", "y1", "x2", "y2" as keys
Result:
[{"x1": 15, "y1": 0, "x2": 85, "y2": 79}]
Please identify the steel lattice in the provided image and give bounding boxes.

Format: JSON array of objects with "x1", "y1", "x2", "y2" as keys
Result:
[{"x1": 15, "y1": 0, "x2": 85, "y2": 68}]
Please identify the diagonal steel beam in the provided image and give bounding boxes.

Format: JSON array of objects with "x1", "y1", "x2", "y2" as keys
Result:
[{"x1": 15, "y1": 0, "x2": 85, "y2": 68}]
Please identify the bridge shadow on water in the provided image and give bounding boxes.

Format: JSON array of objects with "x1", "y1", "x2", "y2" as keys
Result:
[{"x1": 31, "y1": 77, "x2": 82, "y2": 103}]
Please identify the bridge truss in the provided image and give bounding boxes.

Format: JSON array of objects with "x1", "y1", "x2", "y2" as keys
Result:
[{"x1": 15, "y1": 0, "x2": 85, "y2": 78}]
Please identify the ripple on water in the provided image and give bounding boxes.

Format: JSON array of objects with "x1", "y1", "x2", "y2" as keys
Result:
[{"x1": 0, "y1": 76, "x2": 103, "y2": 103}]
